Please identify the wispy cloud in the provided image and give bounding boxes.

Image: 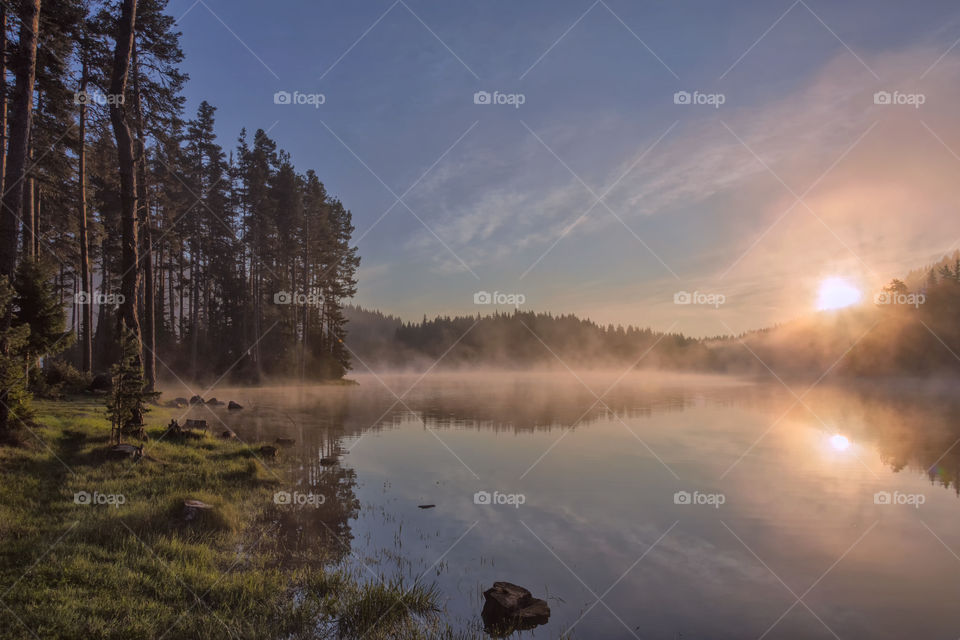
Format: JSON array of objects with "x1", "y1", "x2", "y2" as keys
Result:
[{"x1": 386, "y1": 42, "x2": 960, "y2": 332}]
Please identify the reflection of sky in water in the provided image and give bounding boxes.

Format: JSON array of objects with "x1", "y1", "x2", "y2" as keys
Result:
[{"x1": 175, "y1": 373, "x2": 960, "y2": 639}]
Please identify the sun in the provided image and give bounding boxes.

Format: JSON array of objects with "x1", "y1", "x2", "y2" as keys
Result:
[
  {"x1": 816, "y1": 277, "x2": 862, "y2": 311},
  {"x1": 829, "y1": 434, "x2": 851, "y2": 451}
]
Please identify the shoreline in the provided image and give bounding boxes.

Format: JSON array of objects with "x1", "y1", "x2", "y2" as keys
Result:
[{"x1": 0, "y1": 397, "x2": 462, "y2": 640}]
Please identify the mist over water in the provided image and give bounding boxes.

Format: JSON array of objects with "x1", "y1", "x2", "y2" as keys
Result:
[{"x1": 168, "y1": 371, "x2": 960, "y2": 639}]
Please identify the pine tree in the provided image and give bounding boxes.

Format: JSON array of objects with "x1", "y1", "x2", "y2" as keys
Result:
[
  {"x1": 0, "y1": 277, "x2": 31, "y2": 436},
  {"x1": 106, "y1": 325, "x2": 155, "y2": 444},
  {"x1": 14, "y1": 258, "x2": 73, "y2": 381}
]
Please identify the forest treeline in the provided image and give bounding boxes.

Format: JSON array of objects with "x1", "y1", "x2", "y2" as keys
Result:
[
  {"x1": 0, "y1": 0, "x2": 359, "y2": 435},
  {"x1": 345, "y1": 254, "x2": 960, "y2": 378},
  {"x1": 344, "y1": 305, "x2": 709, "y2": 370}
]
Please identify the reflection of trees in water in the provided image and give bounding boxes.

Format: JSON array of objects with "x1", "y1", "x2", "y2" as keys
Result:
[
  {"x1": 341, "y1": 383, "x2": 701, "y2": 434},
  {"x1": 268, "y1": 447, "x2": 361, "y2": 568},
  {"x1": 782, "y1": 384, "x2": 960, "y2": 495},
  {"x1": 213, "y1": 378, "x2": 709, "y2": 439},
  {"x1": 238, "y1": 378, "x2": 960, "y2": 505},
  {"x1": 863, "y1": 394, "x2": 960, "y2": 495}
]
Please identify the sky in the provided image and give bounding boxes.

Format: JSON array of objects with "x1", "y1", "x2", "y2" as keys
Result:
[{"x1": 168, "y1": 0, "x2": 960, "y2": 336}]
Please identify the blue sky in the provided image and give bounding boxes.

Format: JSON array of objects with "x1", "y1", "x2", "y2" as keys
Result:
[{"x1": 169, "y1": 0, "x2": 960, "y2": 335}]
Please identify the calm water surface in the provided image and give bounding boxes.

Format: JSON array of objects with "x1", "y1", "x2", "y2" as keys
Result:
[{"x1": 180, "y1": 372, "x2": 960, "y2": 639}]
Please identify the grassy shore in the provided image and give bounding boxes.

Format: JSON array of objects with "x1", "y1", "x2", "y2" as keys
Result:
[{"x1": 0, "y1": 397, "x2": 459, "y2": 640}]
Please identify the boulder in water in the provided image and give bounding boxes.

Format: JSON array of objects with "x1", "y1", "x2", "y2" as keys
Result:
[
  {"x1": 481, "y1": 582, "x2": 550, "y2": 636},
  {"x1": 228, "y1": 401, "x2": 243, "y2": 411}
]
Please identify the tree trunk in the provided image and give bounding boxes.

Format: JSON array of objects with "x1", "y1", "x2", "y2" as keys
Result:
[
  {"x1": 0, "y1": 6, "x2": 8, "y2": 197},
  {"x1": 77, "y1": 55, "x2": 92, "y2": 372},
  {"x1": 0, "y1": 0, "x2": 40, "y2": 434},
  {"x1": 108, "y1": 0, "x2": 140, "y2": 342},
  {"x1": 156, "y1": 212, "x2": 164, "y2": 338},
  {"x1": 21, "y1": 147, "x2": 33, "y2": 258},
  {"x1": 190, "y1": 243, "x2": 198, "y2": 378},
  {"x1": 178, "y1": 244, "x2": 184, "y2": 338},
  {"x1": 132, "y1": 43, "x2": 155, "y2": 389},
  {"x1": 33, "y1": 178, "x2": 39, "y2": 256},
  {"x1": 0, "y1": 0, "x2": 40, "y2": 279}
]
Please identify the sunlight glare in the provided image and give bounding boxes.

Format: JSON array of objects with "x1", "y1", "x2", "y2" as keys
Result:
[
  {"x1": 829, "y1": 434, "x2": 851, "y2": 451},
  {"x1": 817, "y1": 277, "x2": 862, "y2": 311}
]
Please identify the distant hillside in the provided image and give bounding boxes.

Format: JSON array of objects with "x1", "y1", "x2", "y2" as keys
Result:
[
  {"x1": 343, "y1": 305, "x2": 708, "y2": 371},
  {"x1": 345, "y1": 256, "x2": 960, "y2": 378}
]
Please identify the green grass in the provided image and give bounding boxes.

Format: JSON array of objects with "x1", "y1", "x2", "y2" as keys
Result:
[{"x1": 0, "y1": 397, "x2": 459, "y2": 640}]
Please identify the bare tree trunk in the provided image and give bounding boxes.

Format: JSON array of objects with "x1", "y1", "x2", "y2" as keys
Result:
[
  {"x1": 254, "y1": 260, "x2": 262, "y2": 377},
  {"x1": 132, "y1": 43, "x2": 155, "y2": 389},
  {"x1": 0, "y1": 0, "x2": 40, "y2": 434},
  {"x1": 33, "y1": 178, "x2": 39, "y2": 256},
  {"x1": 0, "y1": 6, "x2": 8, "y2": 197},
  {"x1": 108, "y1": 0, "x2": 140, "y2": 342},
  {"x1": 167, "y1": 236, "x2": 175, "y2": 340},
  {"x1": 23, "y1": 86, "x2": 40, "y2": 259},
  {"x1": 0, "y1": 0, "x2": 39, "y2": 279},
  {"x1": 156, "y1": 210, "x2": 164, "y2": 338},
  {"x1": 77, "y1": 55, "x2": 92, "y2": 372},
  {"x1": 178, "y1": 245, "x2": 184, "y2": 338},
  {"x1": 190, "y1": 243, "x2": 198, "y2": 378},
  {"x1": 21, "y1": 147, "x2": 32, "y2": 258}
]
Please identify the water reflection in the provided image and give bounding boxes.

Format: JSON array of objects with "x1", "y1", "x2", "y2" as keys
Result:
[
  {"x1": 799, "y1": 383, "x2": 960, "y2": 494},
  {"x1": 171, "y1": 373, "x2": 960, "y2": 638},
  {"x1": 264, "y1": 457, "x2": 360, "y2": 567},
  {"x1": 186, "y1": 375, "x2": 960, "y2": 491}
]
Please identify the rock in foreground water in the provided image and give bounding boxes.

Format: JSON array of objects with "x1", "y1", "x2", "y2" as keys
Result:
[{"x1": 481, "y1": 581, "x2": 550, "y2": 636}]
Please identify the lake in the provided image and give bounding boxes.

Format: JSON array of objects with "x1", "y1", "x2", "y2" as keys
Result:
[{"x1": 180, "y1": 371, "x2": 960, "y2": 639}]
